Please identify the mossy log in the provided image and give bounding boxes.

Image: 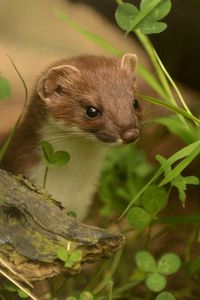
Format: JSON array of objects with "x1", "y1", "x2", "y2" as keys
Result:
[{"x1": 0, "y1": 169, "x2": 124, "y2": 281}]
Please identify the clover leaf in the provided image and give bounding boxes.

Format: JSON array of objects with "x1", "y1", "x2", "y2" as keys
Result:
[
  {"x1": 41, "y1": 141, "x2": 70, "y2": 188},
  {"x1": 41, "y1": 141, "x2": 70, "y2": 167},
  {"x1": 157, "y1": 253, "x2": 181, "y2": 275},
  {"x1": 57, "y1": 247, "x2": 69, "y2": 262},
  {"x1": 155, "y1": 291, "x2": 176, "y2": 300},
  {"x1": 79, "y1": 291, "x2": 93, "y2": 300},
  {"x1": 135, "y1": 251, "x2": 157, "y2": 273},
  {"x1": 127, "y1": 207, "x2": 152, "y2": 230},
  {"x1": 146, "y1": 273, "x2": 167, "y2": 292},
  {"x1": 135, "y1": 250, "x2": 181, "y2": 293},
  {"x1": 65, "y1": 250, "x2": 82, "y2": 268},
  {"x1": 57, "y1": 247, "x2": 82, "y2": 268},
  {"x1": 115, "y1": 0, "x2": 171, "y2": 35},
  {"x1": 140, "y1": 0, "x2": 171, "y2": 22},
  {"x1": 141, "y1": 185, "x2": 168, "y2": 215}
]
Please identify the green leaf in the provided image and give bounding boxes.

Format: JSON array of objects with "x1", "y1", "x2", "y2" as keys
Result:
[
  {"x1": 172, "y1": 175, "x2": 187, "y2": 203},
  {"x1": 157, "y1": 253, "x2": 181, "y2": 275},
  {"x1": 57, "y1": 247, "x2": 69, "y2": 262},
  {"x1": 185, "y1": 176, "x2": 199, "y2": 185},
  {"x1": 115, "y1": 3, "x2": 139, "y2": 32},
  {"x1": 115, "y1": 0, "x2": 171, "y2": 35},
  {"x1": 66, "y1": 297, "x2": 77, "y2": 300},
  {"x1": 156, "y1": 155, "x2": 171, "y2": 176},
  {"x1": 17, "y1": 289, "x2": 29, "y2": 298},
  {"x1": 154, "y1": 116, "x2": 199, "y2": 144},
  {"x1": 141, "y1": 185, "x2": 168, "y2": 215},
  {"x1": 160, "y1": 144, "x2": 200, "y2": 186},
  {"x1": 138, "y1": 94, "x2": 200, "y2": 126},
  {"x1": 67, "y1": 211, "x2": 77, "y2": 219},
  {"x1": 79, "y1": 291, "x2": 93, "y2": 300},
  {"x1": 140, "y1": 21, "x2": 167, "y2": 34},
  {"x1": 146, "y1": 273, "x2": 166, "y2": 292},
  {"x1": 4, "y1": 283, "x2": 18, "y2": 292},
  {"x1": 171, "y1": 175, "x2": 199, "y2": 204},
  {"x1": 41, "y1": 141, "x2": 70, "y2": 167},
  {"x1": 65, "y1": 250, "x2": 82, "y2": 268},
  {"x1": 126, "y1": 0, "x2": 164, "y2": 34},
  {"x1": 120, "y1": 141, "x2": 200, "y2": 220},
  {"x1": 127, "y1": 207, "x2": 152, "y2": 230},
  {"x1": 135, "y1": 251, "x2": 157, "y2": 272},
  {"x1": 41, "y1": 141, "x2": 54, "y2": 164},
  {"x1": 51, "y1": 150, "x2": 70, "y2": 166},
  {"x1": 156, "y1": 291, "x2": 176, "y2": 300},
  {"x1": 0, "y1": 76, "x2": 11, "y2": 100},
  {"x1": 140, "y1": 0, "x2": 172, "y2": 22}
]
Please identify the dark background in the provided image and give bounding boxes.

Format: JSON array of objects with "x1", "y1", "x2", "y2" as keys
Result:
[{"x1": 69, "y1": 0, "x2": 200, "y2": 93}]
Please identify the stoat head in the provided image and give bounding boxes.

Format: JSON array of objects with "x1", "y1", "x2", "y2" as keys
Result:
[{"x1": 37, "y1": 54, "x2": 141, "y2": 145}]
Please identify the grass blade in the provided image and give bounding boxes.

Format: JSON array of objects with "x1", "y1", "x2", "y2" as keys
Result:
[
  {"x1": 138, "y1": 93, "x2": 200, "y2": 126},
  {"x1": 160, "y1": 143, "x2": 200, "y2": 186},
  {"x1": 0, "y1": 56, "x2": 28, "y2": 162}
]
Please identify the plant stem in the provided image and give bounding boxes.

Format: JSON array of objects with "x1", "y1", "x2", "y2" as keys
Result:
[
  {"x1": 43, "y1": 166, "x2": 49, "y2": 189},
  {"x1": 0, "y1": 269, "x2": 38, "y2": 300},
  {"x1": 135, "y1": 32, "x2": 195, "y2": 130},
  {"x1": 139, "y1": 93, "x2": 200, "y2": 126},
  {"x1": 153, "y1": 50, "x2": 192, "y2": 114},
  {"x1": 135, "y1": 30, "x2": 173, "y2": 101},
  {"x1": 0, "y1": 57, "x2": 28, "y2": 163},
  {"x1": 92, "y1": 248, "x2": 123, "y2": 295},
  {"x1": 86, "y1": 262, "x2": 108, "y2": 291},
  {"x1": 184, "y1": 225, "x2": 198, "y2": 262},
  {"x1": 112, "y1": 281, "x2": 143, "y2": 296},
  {"x1": 119, "y1": 168, "x2": 162, "y2": 220},
  {"x1": 108, "y1": 281, "x2": 113, "y2": 300}
]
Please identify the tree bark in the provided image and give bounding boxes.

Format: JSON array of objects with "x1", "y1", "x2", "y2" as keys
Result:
[{"x1": 0, "y1": 169, "x2": 124, "y2": 281}]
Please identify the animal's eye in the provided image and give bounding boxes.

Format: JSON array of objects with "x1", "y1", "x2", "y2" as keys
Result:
[
  {"x1": 85, "y1": 106, "x2": 100, "y2": 118},
  {"x1": 133, "y1": 98, "x2": 139, "y2": 110}
]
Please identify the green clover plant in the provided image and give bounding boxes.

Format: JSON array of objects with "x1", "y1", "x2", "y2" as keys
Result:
[
  {"x1": 127, "y1": 184, "x2": 167, "y2": 230},
  {"x1": 155, "y1": 291, "x2": 176, "y2": 300},
  {"x1": 135, "y1": 251, "x2": 181, "y2": 292},
  {"x1": 57, "y1": 247, "x2": 82, "y2": 268},
  {"x1": 115, "y1": 0, "x2": 172, "y2": 35},
  {"x1": 41, "y1": 140, "x2": 70, "y2": 188}
]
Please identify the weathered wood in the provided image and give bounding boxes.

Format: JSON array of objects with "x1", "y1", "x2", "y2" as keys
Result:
[{"x1": 0, "y1": 169, "x2": 124, "y2": 281}]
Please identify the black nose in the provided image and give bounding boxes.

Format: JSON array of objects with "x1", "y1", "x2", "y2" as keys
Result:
[{"x1": 120, "y1": 128, "x2": 140, "y2": 144}]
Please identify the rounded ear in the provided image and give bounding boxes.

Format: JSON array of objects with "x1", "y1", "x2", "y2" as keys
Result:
[
  {"x1": 37, "y1": 65, "x2": 81, "y2": 101},
  {"x1": 37, "y1": 76, "x2": 47, "y2": 100},
  {"x1": 120, "y1": 53, "x2": 138, "y2": 75}
]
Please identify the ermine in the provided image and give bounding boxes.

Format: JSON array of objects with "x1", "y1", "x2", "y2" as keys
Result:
[{"x1": 1, "y1": 54, "x2": 141, "y2": 220}]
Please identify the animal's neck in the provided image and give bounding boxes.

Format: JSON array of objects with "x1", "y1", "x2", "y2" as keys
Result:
[{"x1": 27, "y1": 118, "x2": 108, "y2": 220}]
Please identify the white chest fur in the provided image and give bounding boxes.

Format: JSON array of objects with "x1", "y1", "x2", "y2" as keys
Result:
[{"x1": 28, "y1": 120, "x2": 108, "y2": 220}]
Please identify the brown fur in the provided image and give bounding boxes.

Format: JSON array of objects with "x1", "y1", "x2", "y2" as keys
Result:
[{"x1": 1, "y1": 55, "x2": 141, "y2": 175}]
